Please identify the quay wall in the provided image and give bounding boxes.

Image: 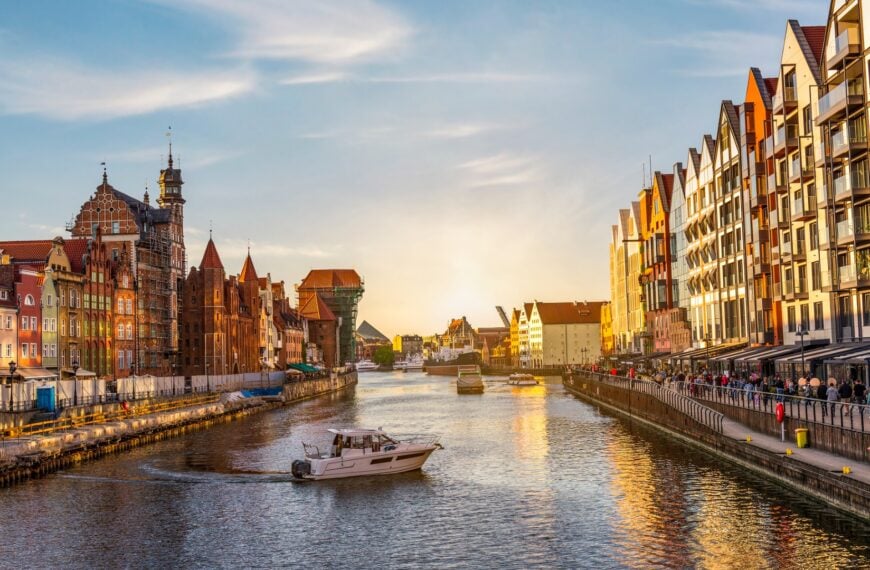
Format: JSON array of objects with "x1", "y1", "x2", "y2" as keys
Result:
[
  {"x1": 0, "y1": 371, "x2": 357, "y2": 487},
  {"x1": 697, "y1": 399, "x2": 870, "y2": 464},
  {"x1": 563, "y1": 373, "x2": 870, "y2": 521}
]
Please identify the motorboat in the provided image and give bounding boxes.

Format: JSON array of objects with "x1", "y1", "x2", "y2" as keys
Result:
[
  {"x1": 508, "y1": 373, "x2": 539, "y2": 386},
  {"x1": 355, "y1": 359, "x2": 380, "y2": 372},
  {"x1": 291, "y1": 428, "x2": 441, "y2": 480},
  {"x1": 457, "y1": 365, "x2": 484, "y2": 394},
  {"x1": 401, "y1": 354, "x2": 424, "y2": 372}
]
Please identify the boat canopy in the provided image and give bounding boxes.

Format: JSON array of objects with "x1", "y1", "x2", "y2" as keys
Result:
[{"x1": 327, "y1": 428, "x2": 387, "y2": 436}]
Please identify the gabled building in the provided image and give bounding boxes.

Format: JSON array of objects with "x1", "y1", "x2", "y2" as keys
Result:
[
  {"x1": 527, "y1": 301, "x2": 605, "y2": 367},
  {"x1": 297, "y1": 269, "x2": 364, "y2": 365},
  {"x1": 742, "y1": 67, "x2": 781, "y2": 345},
  {"x1": 668, "y1": 163, "x2": 693, "y2": 353},
  {"x1": 817, "y1": 3, "x2": 870, "y2": 342},
  {"x1": 300, "y1": 293, "x2": 338, "y2": 367},
  {"x1": 641, "y1": 171, "x2": 675, "y2": 353},
  {"x1": 0, "y1": 263, "x2": 16, "y2": 383}
]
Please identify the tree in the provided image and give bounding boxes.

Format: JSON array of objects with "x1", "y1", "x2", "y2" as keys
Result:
[{"x1": 372, "y1": 345, "x2": 395, "y2": 366}]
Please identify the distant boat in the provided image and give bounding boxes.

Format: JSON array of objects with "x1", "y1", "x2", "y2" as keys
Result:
[
  {"x1": 355, "y1": 360, "x2": 380, "y2": 372},
  {"x1": 396, "y1": 354, "x2": 424, "y2": 372},
  {"x1": 457, "y1": 365, "x2": 484, "y2": 394},
  {"x1": 507, "y1": 373, "x2": 538, "y2": 386}
]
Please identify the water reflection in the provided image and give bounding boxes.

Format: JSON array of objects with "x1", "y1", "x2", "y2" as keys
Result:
[{"x1": 0, "y1": 372, "x2": 866, "y2": 569}]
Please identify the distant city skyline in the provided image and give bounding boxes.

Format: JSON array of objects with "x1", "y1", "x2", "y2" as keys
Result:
[{"x1": 0, "y1": 0, "x2": 828, "y2": 337}]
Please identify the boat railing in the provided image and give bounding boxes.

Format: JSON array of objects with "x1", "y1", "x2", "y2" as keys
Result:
[
  {"x1": 303, "y1": 442, "x2": 324, "y2": 459},
  {"x1": 396, "y1": 434, "x2": 441, "y2": 446}
]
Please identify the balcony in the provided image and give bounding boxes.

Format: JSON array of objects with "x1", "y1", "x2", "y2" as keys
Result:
[
  {"x1": 783, "y1": 279, "x2": 794, "y2": 299},
  {"x1": 817, "y1": 183, "x2": 831, "y2": 208},
  {"x1": 773, "y1": 85, "x2": 797, "y2": 115},
  {"x1": 773, "y1": 281, "x2": 783, "y2": 300},
  {"x1": 820, "y1": 229, "x2": 832, "y2": 250},
  {"x1": 828, "y1": 28, "x2": 860, "y2": 68},
  {"x1": 837, "y1": 218, "x2": 855, "y2": 245},
  {"x1": 839, "y1": 264, "x2": 857, "y2": 287},
  {"x1": 833, "y1": 172, "x2": 870, "y2": 202},
  {"x1": 792, "y1": 196, "x2": 817, "y2": 221},
  {"x1": 815, "y1": 141, "x2": 828, "y2": 167},
  {"x1": 763, "y1": 134, "x2": 774, "y2": 157},
  {"x1": 817, "y1": 81, "x2": 864, "y2": 125},
  {"x1": 856, "y1": 217, "x2": 870, "y2": 244},
  {"x1": 789, "y1": 156, "x2": 813, "y2": 183},
  {"x1": 768, "y1": 172, "x2": 788, "y2": 195},
  {"x1": 774, "y1": 123, "x2": 798, "y2": 156},
  {"x1": 795, "y1": 278, "x2": 810, "y2": 300},
  {"x1": 780, "y1": 240, "x2": 792, "y2": 258},
  {"x1": 831, "y1": 126, "x2": 868, "y2": 159}
]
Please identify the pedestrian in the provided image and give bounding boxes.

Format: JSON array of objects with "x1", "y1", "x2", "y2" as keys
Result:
[
  {"x1": 852, "y1": 378, "x2": 865, "y2": 405},
  {"x1": 827, "y1": 381, "x2": 840, "y2": 419}
]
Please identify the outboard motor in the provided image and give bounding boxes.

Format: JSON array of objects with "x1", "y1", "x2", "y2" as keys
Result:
[{"x1": 292, "y1": 460, "x2": 312, "y2": 479}]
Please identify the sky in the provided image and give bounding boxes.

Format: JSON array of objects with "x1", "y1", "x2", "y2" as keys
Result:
[{"x1": 0, "y1": 0, "x2": 829, "y2": 337}]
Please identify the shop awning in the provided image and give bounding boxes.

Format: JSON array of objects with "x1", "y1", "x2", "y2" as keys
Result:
[
  {"x1": 288, "y1": 363, "x2": 319, "y2": 374},
  {"x1": 15, "y1": 368, "x2": 58, "y2": 380},
  {"x1": 825, "y1": 346, "x2": 870, "y2": 364},
  {"x1": 738, "y1": 344, "x2": 803, "y2": 365},
  {"x1": 777, "y1": 343, "x2": 863, "y2": 364},
  {"x1": 61, "y1": 368, "x2": 97, "y2": 378}
]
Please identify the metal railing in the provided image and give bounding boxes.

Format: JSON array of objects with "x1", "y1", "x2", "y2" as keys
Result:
[
  {"x1": 568, "y1": 371, "x2": 724, "y2": 433},
  {"x1": 670, "y1": 381, "x2": 869, "y2": 434}
]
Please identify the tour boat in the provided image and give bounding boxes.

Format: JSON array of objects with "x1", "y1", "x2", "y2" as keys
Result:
[
  {"x1": 457, "y1": 365, "x2": 484, "y2": 394},
  {"x1": 355, "y1": 360, "x2": 380, "y2": 372},
  {"x1": 291, "y1": 428, "x2": 441, "y2": 480},
  {"x1": 400, "y1": 355, "x2": 424, "y2": 372},
  {"x1": 507, "y1": 373, "x2": 539, "y2": 386}
]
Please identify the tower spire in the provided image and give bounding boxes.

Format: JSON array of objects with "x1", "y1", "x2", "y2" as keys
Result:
[
  {"x1": 166, "y1": 126, "x2": 173, "y2": 168},
  {"x1": 101, "y1": 162, "x2": 107, "y2": 185}
]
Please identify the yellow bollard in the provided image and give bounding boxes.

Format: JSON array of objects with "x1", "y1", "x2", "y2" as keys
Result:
[
  {"x1": 785, "y1": 448, "x2": 793, "y2": 456},
  {"x1": 746, "y1": 435, "x2": 752, "y2": 443},
  {"x1": 843, "y1": 466, "x2": 852, "y2": 475}
]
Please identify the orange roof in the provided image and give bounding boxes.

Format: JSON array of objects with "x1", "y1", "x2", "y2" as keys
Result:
[
  {"x1": 299, "y1": 269, "x2": 362, "y2": 290},
  {"x1": 535, "y1": 301, "x2": 604, "y2": 325},
  {"x1": 239, "y1": 253, "x2": 258, "y2": 282},
  {"x1": 0, "y1": 240, "x2": 54, "y2": 262},
  {"x1": 199, "y1": 238, "x2": 224, "y2": 270},
  {"x1": 299, "y1": 292, "x2": 336, "y2": 321}
]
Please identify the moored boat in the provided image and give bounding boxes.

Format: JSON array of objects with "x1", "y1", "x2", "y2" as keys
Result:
[
  {"x1": 507, "y1": 373, "x2": 539, "y2": 386},
  {"x1": 457, "y1": 365, "x2": 484, "y2": 394},
  {"x1": 355, "y1": 359, "x2": 380, "y2": 372},
  {"x1": 291, "y1": 428, "x2": 441, "y2": 480}
]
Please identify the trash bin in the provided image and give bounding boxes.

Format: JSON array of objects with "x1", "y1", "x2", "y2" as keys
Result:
[{"x1": 795, "y1": 428, "x2": 808, "y2": 448}]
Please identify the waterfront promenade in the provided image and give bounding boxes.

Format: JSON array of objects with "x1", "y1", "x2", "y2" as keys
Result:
[{"x1": 563, "y1": 370, "x2": 870, "y2": 520}]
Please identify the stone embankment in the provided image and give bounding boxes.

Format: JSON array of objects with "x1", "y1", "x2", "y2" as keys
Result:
[
  {"x1": 0, "y1": 372, "x2": 357, "y2": 487},
  {"x1": 563, "y1": 371, "x2": 870, "y2": 521}
]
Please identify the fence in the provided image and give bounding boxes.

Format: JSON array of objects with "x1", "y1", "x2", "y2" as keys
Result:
[
  {"x1": 671, "y1": 381, "x2": 870, "y2": 434},
  {"x1": 573, "y1": 371, "x2": 724, "y2": 434},
  {"x1": 0, "y1": 371, "x2": 288, "y2": 413}
]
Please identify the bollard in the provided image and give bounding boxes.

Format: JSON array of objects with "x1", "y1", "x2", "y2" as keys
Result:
[
  {"x1": 746, "y1": 435, "x2": 752, "y2": 442},
  {"x1": 785, "y1": 448, "x2": 793, "y2": 456},
  {"x1": 843, "y1": 466, "x2": 852, "y2": 475}
]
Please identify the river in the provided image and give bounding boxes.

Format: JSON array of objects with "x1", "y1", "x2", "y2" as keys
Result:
[{"x1": 1, "y1": 372, "x2": 868, "y2": 569}]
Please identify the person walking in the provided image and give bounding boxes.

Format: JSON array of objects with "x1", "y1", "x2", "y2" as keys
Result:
[{"x1": 827, "y1": 381, "x2": 840, "y2": 421}]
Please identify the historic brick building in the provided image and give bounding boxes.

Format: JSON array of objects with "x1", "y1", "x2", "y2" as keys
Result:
[
  {"x1": 69, "y1": 155, "x2": 186, "y2": 375},
  {"x1": 182, "y1": 237, "x2": 259, "y2": 377},
  {"x1": 299, "y1": 293, "x2": 337, "y2": 367}
]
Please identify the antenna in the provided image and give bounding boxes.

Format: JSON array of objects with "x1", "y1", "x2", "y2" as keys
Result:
[
  {"x1": 209, "y1": 219, "x2": 213, "y2": 239},
  {"x1": 642, "y1": 163, "x2": 646, "y2": 188},
  {"x1": 649, "y1": 155, "x2": 653, "y2": 187}
]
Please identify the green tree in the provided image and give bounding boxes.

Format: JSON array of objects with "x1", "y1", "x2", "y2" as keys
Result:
[{"x1": 372, "y1": 345, "x2": 395, "y2": 366}]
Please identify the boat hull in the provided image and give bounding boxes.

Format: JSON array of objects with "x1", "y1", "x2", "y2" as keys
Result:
[
  {"x1": 457, "y1": 386, "x2": 484, "y2": 394},
  {"x1": 299, "y1": 447, "x2": 437, "y2": 480}
]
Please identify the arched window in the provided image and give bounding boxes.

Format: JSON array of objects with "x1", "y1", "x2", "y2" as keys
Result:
[{"x1": 24, "y1": 294, "x2": 35, "y2": 306}]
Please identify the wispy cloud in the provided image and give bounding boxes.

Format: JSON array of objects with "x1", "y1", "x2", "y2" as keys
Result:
[
  {"x1": 279, "y1": 71, "x2": 349, "y2": 85},
  {"x1": 0, "y1": 57, "x2": 256, "y2": 120},
  {"x1": 101, "y1": 147, "x2": 245, "y2": 169},
  {"x1": 650, "y1": 31, "x2": 781, "y2": 77},
  {"x1": 425, "y1": 122, "x2": 514, "y2": 139},
  {"x1": 684, "y1": 0, "x2": 820, "y2": 12},
  {"x1": 458, "y1": 153, "x2": 541, "y2": 188},
  {"x1": 365, "y1": 72, "x2": 550, "y2": 84},
  {"x1": 163, "y1": 0, "x2": 412, "y2": 63},
  {"x1": 217, "y1": 238, "x2": 335, "y2": 259}
]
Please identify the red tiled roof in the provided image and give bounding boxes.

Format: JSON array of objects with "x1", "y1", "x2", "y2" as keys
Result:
[
  {"x1": 239, "y1": 253, "x2": 258, "y2": 283},
  {"x1": 63, "y1": 239, "x2": 90, "y2": 274},
  {"x1": 535, "y1": 301, "x2": 605, "y2": 325},
  {"x1": 764, "y1": 77, "x2": 778, "y2": 99},
  {"x1": 299, "y1": 292, "x2": 336, "y2": 321},
  {"x1": 0, "y1": 240, "x2": 54, "y2": 262},
  {"x1": 299, "y1": 269, "x2": 362, "y2": 289},
  {"x1": 199, "y1": 238, "x2": 224, "y2": 270},
  {"x1": 801, "y1": 25, "x2": 826, "y2": 66}
]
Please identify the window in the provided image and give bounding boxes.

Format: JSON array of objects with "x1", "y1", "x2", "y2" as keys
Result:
[
  {"x1": 30, "y1": 316, "x2": 37, "y2": 330},
  {"x1": 24, "y1": 294, "x2": 34, "y2": 306},
  {"x1": 864, "y1": 294, "x2": 870, "y2": 326},
  {"x1": 0, "y1": 290, "x2": 6, "y2": 300},
  {"x1": 802, "y1": 105, "x2": 812, "y2": 133},
  {"x1": 119, "y1": 350, "x2": 125, "y2": 369},
  {"x1": 809, "y1": 222, "x2": 818, "y2": 250},
  {"x1": 47, "y1": 294, "x2": 53, "y2": 306},
  {"x1": 800, "y1": 304, "x2": 809, "y2": 331},
  {"x1": 50, "y1": 344, "x2": 56, "y2": 357},
  {"x1": 787, "y1": 306, "x2": 796, "y2": 332},
  {"x1": 21, "y1": 317, "x2": 28, "y2": 330},
  {"x1": 4, "y1": 344, "x2": 9, "y2": 357},
  {"x1": 50, "y1": 318, "x2": 56, "y2": 332},
  {"x1": 126, "y1": 299, "x2": 132, "y2": 314},
  {"x1": 118, "y1": 324, "x2": 124, "y2": 338},
  {"x1": 112, "y1": 222, "x2": 120, "y2": 234},
  {"x1": 61, "y1": 320, "x2": 66, "y2": 337},
  {"x1": 118, "y1": 298, "x2": 124, "y2": 313},
  {"x1": 126, "y1": 324, "x2": 133, "y2": 339},
  {"x1": 4, "y1": 316, "x2": 10, "y2": 329},
  {"x1": 42, "y1": 344, "x2": 48, "y2": 357},
  {"x1": 21, "y1": 344, "x2": 28, "y2": 357}
]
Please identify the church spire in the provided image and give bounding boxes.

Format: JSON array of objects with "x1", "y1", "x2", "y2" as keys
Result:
[{"x1": 157, "y1": 128, "x2": 184, "y2": 207}]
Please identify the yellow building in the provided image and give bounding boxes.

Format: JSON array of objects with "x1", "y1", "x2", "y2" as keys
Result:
[
  {"x1": 600, "y1": 302, "x2": 614, "y2": 356},
  {"x1": 393, "y1": 334, "x2": 403, "y2": 353}
]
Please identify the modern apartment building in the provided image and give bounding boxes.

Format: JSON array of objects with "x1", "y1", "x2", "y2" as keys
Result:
[
  {"x1": 817, "y1": 1, "x2": 870, "y2": 342},
  {"x1": 770, "y1": 21, "x2": 830, "y2": 345}
]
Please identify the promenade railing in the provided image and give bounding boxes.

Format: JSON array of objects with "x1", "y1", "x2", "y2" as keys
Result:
[
  {"x1": 669, "y1": 381, "x2": 870, "y2": 434},
  {"x1": 570, "y1": 371, "x2": 724, "y2": 434}
]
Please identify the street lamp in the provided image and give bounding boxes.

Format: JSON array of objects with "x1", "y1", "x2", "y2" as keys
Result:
[
  {"x1": 704, "y1": 335, "x2": 712, "y2": 372},
  {"x1": 8, "y1": 361, "x2": 16, "y2": 412},
  {"x1": 796, "y1": 326, "x2": 808, "y2": 380},
  {"x1": 71, "y1": 355, "x2": 79, "y2": 406}
]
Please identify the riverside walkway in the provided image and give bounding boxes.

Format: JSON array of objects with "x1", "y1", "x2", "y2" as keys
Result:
[{"x1": 564, "y1": 371, "x2": 870, "y2": 519}]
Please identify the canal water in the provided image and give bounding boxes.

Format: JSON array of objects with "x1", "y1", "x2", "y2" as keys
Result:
[{"x1": 1, "y1": 372, "x2": 869, "y2": 569}]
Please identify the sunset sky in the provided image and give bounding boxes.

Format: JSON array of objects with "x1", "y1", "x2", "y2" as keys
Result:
[{"x1": 0, "y1": 0, "x2": 827, "y2": 336}]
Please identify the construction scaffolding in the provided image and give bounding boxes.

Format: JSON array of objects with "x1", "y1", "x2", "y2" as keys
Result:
[{"x1": 297, "y1": 272, "x2": 364, "y2": 366}]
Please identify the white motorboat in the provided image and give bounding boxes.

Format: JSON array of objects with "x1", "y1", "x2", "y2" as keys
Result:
[
  {"x1": 355, "y1": 359, "x2": 380, "y2": 372},
  {"x1": 401, "y1": 355, "x2": 424, "y2": 372},
  {"x1": 508, "y1": 373, "x2": 539, "y2": 386},
  {"x1": 457, "y1": 365, "x2": 484, "y2": 394},
  {"x1": 291, "y1": 428, "x2": 441, "y2": 480}
]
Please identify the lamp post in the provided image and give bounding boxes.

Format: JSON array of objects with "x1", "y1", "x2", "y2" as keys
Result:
[
  {"x1": 8, "y1": 361, "x2": 16, "y2": 412},
  {"x1": 71, "y1": 355, "x2": 79, "y2": 406},
  {"x1": 796, "y1": 326, "x2": 808, "y2": 380},
  {"x1": 704, "y1": 334, "x2": 712, "y2": 372}
]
